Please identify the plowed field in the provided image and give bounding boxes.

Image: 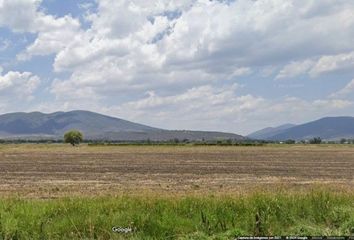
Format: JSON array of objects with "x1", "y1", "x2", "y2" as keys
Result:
[{"x1": 0, "y1": 144, "x2": 353, "y2": 197}]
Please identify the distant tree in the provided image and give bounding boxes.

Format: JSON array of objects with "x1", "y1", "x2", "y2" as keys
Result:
[
  {"x1": 64, "y1": 130, "x2": 83, "y2": 146},
  {"x1": 309, "y1": 137, "x2": 322, "y2": 144},
  {"x1": 285, "y1": 139, "x2": 296, "y2": 144},
  {"x1": 340, "y1": 138, "x2": 347, "y2": 144}
]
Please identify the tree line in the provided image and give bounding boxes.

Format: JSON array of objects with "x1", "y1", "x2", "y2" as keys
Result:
[{"x1": 1, "y1": 130, "x2": 353, "y2": 146}]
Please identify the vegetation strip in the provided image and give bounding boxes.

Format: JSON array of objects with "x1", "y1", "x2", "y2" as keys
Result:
[{"x1": 0, "y1": 191, "x2": 353, "y2": 239}]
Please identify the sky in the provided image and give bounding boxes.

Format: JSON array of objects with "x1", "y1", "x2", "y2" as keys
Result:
[{"x1": 0, "y1": 0, "x2": 354, "y2": 135}]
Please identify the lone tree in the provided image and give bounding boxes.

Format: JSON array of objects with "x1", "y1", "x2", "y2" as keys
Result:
[
  {"x1": 64, "y1": 130, "x2": 83, "y2": 146},
  {"x1": 309, "y1": 137, "x2": 322, "y2": 144}
]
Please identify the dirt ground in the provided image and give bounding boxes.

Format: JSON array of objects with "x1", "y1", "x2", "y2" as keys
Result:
[{"x1": 0, "y1": 144, "x2": 353, "y2": 198}]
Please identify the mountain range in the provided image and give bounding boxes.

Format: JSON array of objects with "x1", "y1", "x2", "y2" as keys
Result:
[
  {"x1": 247, "y1": 124, "x2": 296, "y2": 140},
  {"x1": 248, "y1": 117, "x2": 354, "y2": 141},
  {"x1": 1, "y1": 111, "x2": 354, "y2": 141},
  {"x1": 0, "y1": 111, "x2": 244, "y2": 141}
]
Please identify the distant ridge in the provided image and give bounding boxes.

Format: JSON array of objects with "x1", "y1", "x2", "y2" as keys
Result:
[
  {"x1": 247, "y1": 124, "x2": 296, "y2": 140},
  {"x1": 249, "y1": 116, "x2": 354, "y2": 141},
  {"x1": 0, "y1": 110, "x2": 244, "y2": 141}
]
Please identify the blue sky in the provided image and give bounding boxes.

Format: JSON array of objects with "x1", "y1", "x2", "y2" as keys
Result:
[{"x1": 0, "y1": 0, "x2": 354, "y2": 135}]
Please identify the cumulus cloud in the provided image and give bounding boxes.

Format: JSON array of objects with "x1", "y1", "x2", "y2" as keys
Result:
[
  {"x1": 18, "y1": 15, "x2": 81, "y2": 60},
  {"x1": 102, "y1": 83, "x2": 266, "y2": 132},
  {"x1": 2, "y1": 0, "x2": 354, "y2": 133},
  {"x1": 275, "y1": 51, "x2": 354, "y2": 79},
  {"x1": 310, "y1": 51, "x2": 354, "y2": 77},
  {"x1": 0, "y1": 0, "x2": 82, "y2": 60},
  {"x1": 276, "y1": 60, "x2": 315, "y2": 80},
  {"x1": 0, "y1": 70, "x2": 40, "y2": 99},
  {"x1": 276, "y1": 51, "x2": 354, "y2": 79},
  {"x1": 97, "y1": 85, "x2": 351, "y2": 134},
  {"x1": 312, "y1": 99, "x2": 352, "y2": 109},
  {"x1": 46, "y1": 0, "x2": 354, "y2": 98},
  {"x1": 0, "y1": 0, "x2": 40, "y2": 32}
]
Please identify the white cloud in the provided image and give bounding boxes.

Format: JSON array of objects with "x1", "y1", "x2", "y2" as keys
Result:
[
  {"x1": 276, "y1": 51, "x2": 354, "y2": 79},
  {"x1": 252, "y1": 97, "x2": 353, "y2": 133},
  {"x1": 0, "y1": 71, "x2": 40, "y2": 99},
  {"x1": 0, "y1": 0, "x2": 40, "y2": 32},
  {"x1": 309, "y1": 51, "x2": 354, "y2": 77},
  {"x1": 331, "y1": 79, "x2": 354, "y2": 98},
  {"x1": 100, "y1": 84, "x2": 352, "y2": 134},
  {"x1": 276, "y1": 60, "x2": 315, "y2": 80},
  {"x1": 3, "y1": 0, "x2": 354, "y2": 88},
  {"x1": 227, "y1": 67, "x2": 252, "y2": 79},
  {"x1": 2, "y1": 0, "x2": 354, "y2": 133},
  {"x1": 46, "y1": 0, "x2": 354, "y2": 101},
  {"x1": 312, "y1": 99, "x2": 352, "y2": 109},
  {"x1": 36, "y1": 0, "x2": 354, "y2": 134},
  {"x1": 270, "y1": 97, "x2": 353, "y2": 117},
  {"x1": 104, "y1": 84, "x2": 266, "y2": 132},
  {"x1": 87, "y1": 0, "x2": 192, "y2": 38},
  {"x1": 18, "y1": 15, "x2": 82, "y2": 60},
  {"x1": 0, "y1": 0, "x2": 82, "y2": 60},
  {"x1": 275, "y1": 51, "x2": 354, "y2": 79}
]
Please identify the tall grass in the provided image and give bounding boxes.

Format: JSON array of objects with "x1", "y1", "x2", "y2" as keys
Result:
[{"x1": 0, "y1": 190, "x2": 353, "y2": 239}]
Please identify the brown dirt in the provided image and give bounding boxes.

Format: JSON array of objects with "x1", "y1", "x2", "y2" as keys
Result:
[{"x1": 0, "y1": 144, "x2": 353, "y2": 198}]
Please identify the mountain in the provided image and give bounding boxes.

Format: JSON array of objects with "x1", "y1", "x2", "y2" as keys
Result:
[
  {"x1": 251, "y1": 117, "x2": 354, "y2": 141},
  {"x1": 247, "y1": 124, "x2": 296, "y2": 139},
  {"x1": 0, "y1": 111, "x2": 244, "y2": 141}
]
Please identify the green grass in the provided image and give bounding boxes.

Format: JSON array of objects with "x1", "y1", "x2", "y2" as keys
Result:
[{"x1": 0, "y1": 191, "x2": 353, "y2": 239}]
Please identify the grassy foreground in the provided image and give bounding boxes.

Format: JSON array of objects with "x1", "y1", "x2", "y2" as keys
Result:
[{"x1": 0, "y1": 191, "x2": 353, "y2": 239}]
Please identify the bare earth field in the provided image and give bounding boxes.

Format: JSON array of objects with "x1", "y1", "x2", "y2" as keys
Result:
[{"x1": 0, "y1": 144, "x2": 353, "y2": 198}]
